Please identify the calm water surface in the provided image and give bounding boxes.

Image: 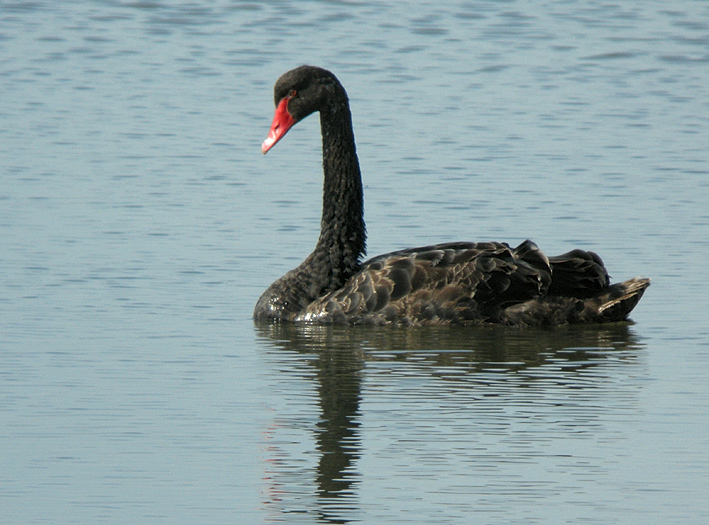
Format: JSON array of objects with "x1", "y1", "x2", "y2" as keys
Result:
[{"x1": 2, "y1": 1, "x2": 709, "y2": 523}]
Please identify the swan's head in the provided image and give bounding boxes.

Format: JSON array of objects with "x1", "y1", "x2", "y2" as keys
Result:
[{"x1": 262, "y1": 65, "x2": 344, "y2": 154}]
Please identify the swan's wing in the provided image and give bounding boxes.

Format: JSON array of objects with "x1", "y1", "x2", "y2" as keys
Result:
[
  {"x1": 547, "y1": 249, "x2": 610, "y2": 298},
  {"x1": 296, "y1": 240, "x2": 552, "y2": 324}
]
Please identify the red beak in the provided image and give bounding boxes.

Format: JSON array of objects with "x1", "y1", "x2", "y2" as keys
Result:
[{"x1": 262, "y1": 97, "x2": 296, "y2": 154}]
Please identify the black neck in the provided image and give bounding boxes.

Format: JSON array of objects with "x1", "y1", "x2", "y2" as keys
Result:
[{"x1": 305, "y1": 98, "x2": 366, "y2": 296}]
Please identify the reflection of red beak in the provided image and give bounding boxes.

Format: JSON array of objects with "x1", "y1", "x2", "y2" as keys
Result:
[{"x1": 261, "y1": 97, "x2": 296, "y2": 154}]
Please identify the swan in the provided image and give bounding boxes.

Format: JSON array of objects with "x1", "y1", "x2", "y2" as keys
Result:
[{"x1": 254, "y1": 65, "x2": 649, "y2": 326}]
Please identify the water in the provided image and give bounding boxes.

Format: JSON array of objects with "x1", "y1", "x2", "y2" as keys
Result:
[{"x1": 2, "y1": 1, "x2": 708, "y2": 523}]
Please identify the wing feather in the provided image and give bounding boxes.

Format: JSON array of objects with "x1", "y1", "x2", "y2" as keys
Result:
[{"x1": 296, "y1": 240, "x2": 554, "y2": 324}]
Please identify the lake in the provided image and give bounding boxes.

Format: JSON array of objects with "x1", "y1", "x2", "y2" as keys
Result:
[{"x1": 2, "y1": 1, "x2": 708, "y2": 523}]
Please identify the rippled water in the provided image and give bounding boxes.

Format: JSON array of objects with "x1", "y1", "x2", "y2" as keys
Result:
[
  {"x1": 2, "y1": 1, "x2": 709, "y2": 523},
  {"x1": 257, "y1": 323, "x2": 650, "y2": 523}
]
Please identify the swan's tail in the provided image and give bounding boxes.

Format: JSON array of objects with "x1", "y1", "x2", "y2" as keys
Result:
[{"x1": 593, "y1": 277, "x2": 650, "y2": 322}]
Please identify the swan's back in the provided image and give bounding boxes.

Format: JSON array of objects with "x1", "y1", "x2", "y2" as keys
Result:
[{"x1": 294, "y1": 240, "x2": 647, "y2": 326}]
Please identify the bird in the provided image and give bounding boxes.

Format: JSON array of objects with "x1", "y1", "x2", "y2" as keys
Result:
[{"x1": 253, "y1": 65, "x2": 649, "y2": 326}]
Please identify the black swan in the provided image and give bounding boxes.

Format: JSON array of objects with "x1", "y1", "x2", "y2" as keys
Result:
[{"x1": 254, "y1": 65, "x2": 649, "y2": 326}]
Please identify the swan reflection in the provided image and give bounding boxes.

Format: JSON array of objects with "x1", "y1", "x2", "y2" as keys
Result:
[{"x1": 256, "y1": 323, "x2": 645, "y2": 523}]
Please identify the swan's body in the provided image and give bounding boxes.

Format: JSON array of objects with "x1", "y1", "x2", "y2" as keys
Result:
[{"x1": 254, "y1": 65, "x2": 649, "y2": 326}]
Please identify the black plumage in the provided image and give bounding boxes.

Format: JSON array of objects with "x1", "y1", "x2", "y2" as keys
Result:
[{"x1": 253, "y1": 66, "x2": 649, "y2": 326}]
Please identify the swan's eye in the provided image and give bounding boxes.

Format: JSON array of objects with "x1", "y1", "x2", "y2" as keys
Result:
[{"x1": 289, "y1": 89, "x2": 297, "y2": 98}]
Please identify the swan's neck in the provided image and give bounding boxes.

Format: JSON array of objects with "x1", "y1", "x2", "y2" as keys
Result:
[
  {"x1": 253, "y1": 94, "x2": 367, "y2": 321},
  {"x1": 307, "y1": 101, "x2": 366, "y2": 294}
]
